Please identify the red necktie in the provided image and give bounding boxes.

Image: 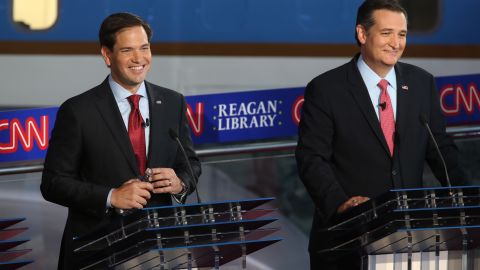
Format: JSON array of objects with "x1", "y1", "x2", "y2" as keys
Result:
[
  {"x1": 378, "y1": 79, "x2": 395, "y2": 156},
  {"x1": 127, "y1": 95, "x2": 147, "y2": 174}
]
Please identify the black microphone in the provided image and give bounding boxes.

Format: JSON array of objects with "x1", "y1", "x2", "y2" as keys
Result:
[
  {"x1": 379, "y1": 102, "x2": 386, "y2": 111},
  {"x1": 142, "y1": 118, "x2": 150, "y2": 128},
  {"x1": 419, "y1": 114, "x2": 452, "y2": 188},
  {"x1": 168, "y1": 128, "x2": 202, "y2": 203}
]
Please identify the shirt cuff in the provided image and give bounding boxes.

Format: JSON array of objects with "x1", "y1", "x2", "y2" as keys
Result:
[
  {"x1": 106, "y1": 188, "x2": 113, "y2": 208},
  {"x1": 172, "y1": 181, "x2": 187, "y2": 204}
]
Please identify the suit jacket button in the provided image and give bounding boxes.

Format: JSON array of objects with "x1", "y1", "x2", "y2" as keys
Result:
[{"x1": 392, "y1": 169, "x2": 398, "y2": 176}]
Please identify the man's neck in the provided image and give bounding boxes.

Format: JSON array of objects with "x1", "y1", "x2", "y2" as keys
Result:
[
  {"x1": 111, "y1": 76, "x2": 142, "y2": 94},
  {"x1": 360, "y1": 54, "x2": 393, "y2": 78}
]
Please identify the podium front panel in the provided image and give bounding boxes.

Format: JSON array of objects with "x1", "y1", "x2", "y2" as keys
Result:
[{"x1": 74, "y1": 198, "x2": 281, "y2": 270}]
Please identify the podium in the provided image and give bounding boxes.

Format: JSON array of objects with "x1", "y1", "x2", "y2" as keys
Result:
[
  {"x1": 320, "y1": 186, "x2": 480, "y2": 270},
  {"x1": 0, "y1": 218, "x2": 32, "y2": 270},
  {"x1": 73, "y1": 198, "x2": 281, "y2": 269}
]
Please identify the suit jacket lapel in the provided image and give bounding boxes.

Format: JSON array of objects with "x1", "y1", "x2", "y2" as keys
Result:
[
  {"x1": 394, "y1": 64, "x2": 409, "y2": 147},
  {"x1": 346, "y1": 56, "x2": 391, "y2": 155},
  {"x1": 93, "y1": 78, "x2": 139, "y2": 174},
  {"x1": 145, "y1": 81, "x2": 168, "y2": 167}
]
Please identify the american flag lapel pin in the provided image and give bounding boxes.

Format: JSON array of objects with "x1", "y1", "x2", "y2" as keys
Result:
[{"x1": 401, "y1": 85, "x2": 408, "y2": 91}]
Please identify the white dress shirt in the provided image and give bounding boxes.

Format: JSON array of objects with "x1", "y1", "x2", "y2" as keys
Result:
[{"x1": 357, "y1": 55, "x2": 397, "y2": 120}]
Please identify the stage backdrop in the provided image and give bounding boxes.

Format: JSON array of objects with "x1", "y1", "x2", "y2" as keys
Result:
[{"x1": 1, "y1": 73, "x2": 479, "y2": 163}]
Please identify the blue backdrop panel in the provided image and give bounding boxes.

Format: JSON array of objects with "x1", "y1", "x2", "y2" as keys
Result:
[{"x1": 1, "y1": 73, "x2": 480, "y2": 163}]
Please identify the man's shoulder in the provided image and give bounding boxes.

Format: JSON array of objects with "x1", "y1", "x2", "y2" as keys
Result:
[
  {"x1": 145, "y1": 81, "x2": 184, "y2": 100},
  {"x1": 322, "y1": 61, "x2": 350, "y2": 76},
  {"x1": 396, "y1": 61, "x2": 433, "y2": 80},
  {"x1": 62, "y1": 81, "x2": 107, "y2": 106},
  {"x1": 307, "y1": 61, "x2": 353, "y2": 92}
]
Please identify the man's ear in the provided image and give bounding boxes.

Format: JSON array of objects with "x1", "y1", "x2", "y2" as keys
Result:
[
  {"x1": 356, "y1": 25, "x2": 367, "y2": 45},
  {"x1": 100, "y1": 46, "x2": 112, "y2": 67}
]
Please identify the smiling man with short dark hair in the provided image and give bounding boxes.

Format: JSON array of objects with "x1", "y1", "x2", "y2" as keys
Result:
[
  {"x1": 41, "y1": 13, "x2": 201, "y2": 269},
  {"x1": 296, "y1": 1, "x2": 466, "y2": 269}
]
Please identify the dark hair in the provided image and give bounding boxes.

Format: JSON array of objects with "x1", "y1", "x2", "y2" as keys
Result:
[
  {"x1": 355, "y1": 0, "x2": 407, "y2": 46},
  {"x1": 99, "y1": 12, "x2": 152, "y2": 51}
]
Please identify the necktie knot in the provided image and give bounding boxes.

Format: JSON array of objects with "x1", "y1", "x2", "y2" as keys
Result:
[
  {"x1": 378, "y1": 79, "x2": 389, "y2": 92},
  {"x1": 377, "y1": 79, "x2": 388, "y2": 92},
  {"x1": 128, "y1": 95, "x2": 141, "y2": 110}
]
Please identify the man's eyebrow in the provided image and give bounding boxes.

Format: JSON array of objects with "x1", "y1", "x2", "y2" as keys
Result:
[{"x1": 379, "y1": 28, "x2": 407, "y2": 33}]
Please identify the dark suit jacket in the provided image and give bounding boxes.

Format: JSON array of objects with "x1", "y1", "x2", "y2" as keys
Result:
[
  {"x1": 41, "y1": 78, "x2": 201, "y2": 269},
  {"x1": 295, "y1": 55, "x2": 465, "y2": 255}
]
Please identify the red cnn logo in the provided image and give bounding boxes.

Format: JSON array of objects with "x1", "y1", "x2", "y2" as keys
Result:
[
  {"x1": 0, "y1": 116, "x2": 49, "y2": 154},
  {"x1": 186, "y1": 102, "x2": 204, "y2": 136},
  {"x1": 440, "y1": 83, "x2": 480, "y2": 116},
  {"x1": 292, "y1": 95, "x2": 304, "y2": 126}
]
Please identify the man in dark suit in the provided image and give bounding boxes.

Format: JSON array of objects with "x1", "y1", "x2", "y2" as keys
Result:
[
  {"x1": 41, "y1": 13, "x2": 201, "y2": 269},
  {"x1": 295, "y1": 0, "x2": 465, "y2": 269}
]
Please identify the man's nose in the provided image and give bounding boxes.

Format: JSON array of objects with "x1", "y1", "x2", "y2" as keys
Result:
[
  {"x1": 389, "y1": 35, "x2": 400, "y2": 49},
  {"x1": 131, "y1": 50, "x2": 141, "y2": 62}
]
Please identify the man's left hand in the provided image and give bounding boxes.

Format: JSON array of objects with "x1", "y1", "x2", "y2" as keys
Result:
[{"x1": 148, "y1": 168, "x2": 185, "y2": 195}]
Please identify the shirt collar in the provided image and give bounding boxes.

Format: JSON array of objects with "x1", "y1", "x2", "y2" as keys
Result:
[
  {"x1": 109, "y1": 75, "x2": 147, "y2": 103},
  {"x1": 357, "y1": 54, "x2": 397, "y2": 90}
]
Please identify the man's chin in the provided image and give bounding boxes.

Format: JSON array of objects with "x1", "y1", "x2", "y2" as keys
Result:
[
  {"x1": 126, "y1": 77, "x2": 146, "y2": 86},
  {"x1": 382, "y1": 59, "x2": 399, "y2": 67},
  {"x1": 385, "y1": 55, "x2": 401, "y2": 65}
]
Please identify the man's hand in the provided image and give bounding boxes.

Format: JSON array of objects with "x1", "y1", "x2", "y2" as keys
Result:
[
  {"x1": 148, "y1": 168, "x2": 185, "y2": 195},
  {"x1": 111, "y1": 179, "x2": 153, "y2": 209},
  {"x1": 337, "y1": 196, "x2": 370, "y2": 214}
]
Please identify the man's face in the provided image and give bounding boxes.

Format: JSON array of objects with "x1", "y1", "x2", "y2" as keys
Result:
[
  {"x1": 356, "y1": 9, "x2": 407, "y2": 77},
  {"x1": 101, "y1": 26, "x2": 151, "y2": 93}
]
